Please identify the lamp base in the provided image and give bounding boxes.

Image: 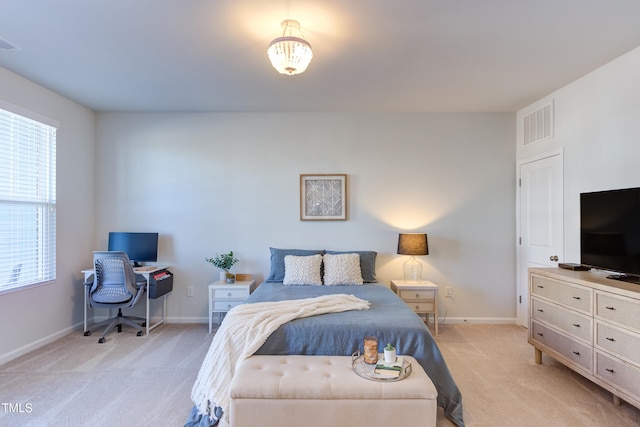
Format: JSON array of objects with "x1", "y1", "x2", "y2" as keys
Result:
[{"x1": 403, "y1": 257, "x2": 422, "y2": 282}]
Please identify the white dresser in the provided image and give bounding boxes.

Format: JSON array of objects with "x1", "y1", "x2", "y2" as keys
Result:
[{"x1": 529, "y1": 268, "x2": 640, "y2": 408}]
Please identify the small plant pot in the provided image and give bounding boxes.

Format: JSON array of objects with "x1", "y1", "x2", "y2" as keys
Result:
[
  {"x1": 384, "y1": 348, "x2": 396, "y2": 363},
  {"x1": 226, "y1": 273, "x2": 236, "y2": 284}
]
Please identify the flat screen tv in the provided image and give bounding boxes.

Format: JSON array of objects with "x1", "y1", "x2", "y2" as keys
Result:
[
  {"x1": 580, "y1": 187, "x2": 640, "y2": 283},
  {"x1": 108, "y1": 232, "x2": 158, "y2": 266}
]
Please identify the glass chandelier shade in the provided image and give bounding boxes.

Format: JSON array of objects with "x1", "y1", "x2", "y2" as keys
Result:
[{"x1": 267, "y1": 20, "x2": 313, "y2": 76}]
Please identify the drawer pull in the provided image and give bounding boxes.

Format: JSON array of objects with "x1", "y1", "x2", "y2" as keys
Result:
[
  {"x1": 227, "y1": 304, "x2": 232, "y2": 309},
  {"x1": 537, "y1": 309, "x2": 544, "y2": 312},
  {"x1": 572, "y1": 323, "x2": 581, "y2": 328},
  {"x1": 572, "y1": 351, "x2": 580, "y2": 356},
  {"x1": 605, "y1": 306, "x2": 616, "y2": 311},
  {"x1": 537, "y1": 285, "x2": 544, "y2": 289},
  {"x1": 606, "y1": 368, "x2": 615, "y2": 374},
  {"x1": 606, "y1": 337, "x2": 616, "y2": 342},
  {"x1": 415, "y1": 306, "x2": 420, "y2": 311},
  {"x1": 227, "y1": 292, "x2": 232, "y2": 297},
  {"x1": 415, "y1": 293, "x2": 420, "y2": 298},
  {"x1": 572, "y1": 296, "x2": 581, "y2": 300},
  {"x1": 537, "y1": 332, "x2": 544, "y2": 337}
]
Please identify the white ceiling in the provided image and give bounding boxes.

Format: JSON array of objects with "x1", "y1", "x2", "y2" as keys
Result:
[{"x1": 1, "y1": 0, "x2": 639, "y2": 113}]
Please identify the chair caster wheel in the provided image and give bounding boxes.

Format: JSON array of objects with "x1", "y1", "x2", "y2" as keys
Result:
[
  {"x1": 84, "y1": 331, "x2": 91, "y2": 336},
  {"x1": 137, "y1": 331, "x2": 143, "y2": 336},
  {"x1": 98, "y1": 337, "x2": 106, "y2": 343}
]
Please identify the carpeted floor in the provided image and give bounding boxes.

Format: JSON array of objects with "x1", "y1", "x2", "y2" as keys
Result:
[
  {"x1": 0, "y1": 324, "x2": 212, "y2": 427},
  {"x1": 1, "y1": 323, "x2": 639, "y2": 426}
]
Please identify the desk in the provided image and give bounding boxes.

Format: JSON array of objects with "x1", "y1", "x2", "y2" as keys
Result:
[{"x1": 82, "y1": 265, "x2": 170, "y2": 336}]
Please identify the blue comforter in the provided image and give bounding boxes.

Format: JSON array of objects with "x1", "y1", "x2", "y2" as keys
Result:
[{"x1": 185, "y1": 282, "x2": 464, "y2": 427}]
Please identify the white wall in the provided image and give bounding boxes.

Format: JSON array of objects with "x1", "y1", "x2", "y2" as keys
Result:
[
  {"x1": 0, "y1": 67, "x2": 96, "y2": 364},
  {"x1": 517, "y1": 46, "x2": 640, "y2": 264},
  {"x1": 95, "y1": 112, "x2": 516, "y2": 324}
]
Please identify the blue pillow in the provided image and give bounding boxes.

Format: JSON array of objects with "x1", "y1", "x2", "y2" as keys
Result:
[
  {"x1": 325, "y1": 250, "x2": 377, "y2": 283},
  {"x1": 267, "y1": 247, "x2": 325, "y2": 282}
]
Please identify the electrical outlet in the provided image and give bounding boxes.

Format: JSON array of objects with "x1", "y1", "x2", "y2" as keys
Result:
[
  {"x1": 186, "y1": 286, "x2": 194, "y2": 297},
  {"x1": 445, "y1": 287, "x2": 453, "y2": 297}
]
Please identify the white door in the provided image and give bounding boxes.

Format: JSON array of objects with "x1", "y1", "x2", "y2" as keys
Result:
[{"x1": 517, "y1": 152, "x2": 563, "y2": 326}]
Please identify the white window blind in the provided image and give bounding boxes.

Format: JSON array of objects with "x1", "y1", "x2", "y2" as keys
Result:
[{"x1": 0, "y1": 105, "x2": 57, "y2": 292}]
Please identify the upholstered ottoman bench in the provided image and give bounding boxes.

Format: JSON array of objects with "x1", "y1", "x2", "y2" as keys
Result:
[{"x1": 228, "y1": 355, "x2": 437, "y2": 427}]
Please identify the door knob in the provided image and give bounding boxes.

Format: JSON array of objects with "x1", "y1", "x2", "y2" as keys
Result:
[{"x1": 550, "y1": 255, "x2": 559, "y2": 261}]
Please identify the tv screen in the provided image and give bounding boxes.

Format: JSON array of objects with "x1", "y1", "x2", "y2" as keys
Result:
[
  {"x1": 580, "y1": 188, "x2": 640, "y2": 281},
  {"x1": 108, "y1": 232, "x2": 158, "y2": 265}
]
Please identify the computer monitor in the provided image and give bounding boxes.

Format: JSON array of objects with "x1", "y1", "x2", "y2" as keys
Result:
[{"x1": 108, "y1": 232, "x2": 158, "y2": 266}]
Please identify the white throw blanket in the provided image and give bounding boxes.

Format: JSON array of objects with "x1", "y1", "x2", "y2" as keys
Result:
[{"x1": 190, "y1": 293, "x2": 370, "y2": 426}]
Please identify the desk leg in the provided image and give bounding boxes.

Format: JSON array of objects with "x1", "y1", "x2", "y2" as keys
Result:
[
  {"x1": 148, "y1": 294, "x2": 167, "y2": 332},
  {"x1": 145, "y1": 276, "x2": 150, "y2": 335}
]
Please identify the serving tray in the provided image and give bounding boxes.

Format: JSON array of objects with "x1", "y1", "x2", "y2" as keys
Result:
[{"x1": 351, "y1": 351, "x2": 412, "y2": 382}]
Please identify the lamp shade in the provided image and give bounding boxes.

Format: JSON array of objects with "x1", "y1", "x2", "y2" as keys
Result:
[{"x1": 397, "y1": 233, "x2": 429, "y2": 256}]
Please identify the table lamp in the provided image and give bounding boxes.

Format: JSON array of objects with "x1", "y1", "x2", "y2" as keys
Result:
[{"x1": 397, "y1": 233, "x2": 429, "y2": 282}]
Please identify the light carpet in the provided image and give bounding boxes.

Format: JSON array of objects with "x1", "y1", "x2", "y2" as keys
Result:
[{"x1": 1, "y1": 323, "x2": 640, "y2": 426}]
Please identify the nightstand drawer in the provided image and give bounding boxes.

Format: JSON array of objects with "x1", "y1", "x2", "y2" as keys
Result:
[
  {"x1": 213, "y1": 300, "x2": 243, "y2": 311},
  {"x1": 406, "y1": 301, "x2": 435, "y2": 313},
  {"x1": 398, "y1": 289, "x2": 435, "y2": 301},
  {"x1": 213, "y1": 287, "x2": 249, "y2": 300}
]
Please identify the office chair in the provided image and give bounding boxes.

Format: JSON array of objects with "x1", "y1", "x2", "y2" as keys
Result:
[{"x1": 84, "y1": 251, "x2": 146, "y2": 343}]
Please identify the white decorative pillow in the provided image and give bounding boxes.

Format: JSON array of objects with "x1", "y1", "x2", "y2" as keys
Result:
[
  {"x1": 323, "y1": 253, "x2": 364, "y2": 286},
  {"x1": 283, "y1": 254, "x2": 323, "y2": 286}
]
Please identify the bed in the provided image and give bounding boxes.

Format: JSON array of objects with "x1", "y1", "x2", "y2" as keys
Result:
[{"x1": 186, "y1": 249, "x2": 464, "y2": 427}]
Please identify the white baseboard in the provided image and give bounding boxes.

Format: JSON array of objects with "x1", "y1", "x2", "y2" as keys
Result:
[
  {"x1": 0, "y1": 321, "x2": 85, "y2": 366},
  {"x1": 439, "y1": 317, "x2": 517, "y2": 325},
  {"x1": 166, "y1": 316, "x2": 208, "y2": 324},
  {"x1": 0, "y1": 315, "x2": 516, "y2": 366}
]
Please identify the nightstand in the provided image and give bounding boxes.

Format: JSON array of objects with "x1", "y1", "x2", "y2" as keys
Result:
[
  {"x1": 208, "y1": 280, "x2": 256, "y2": 333},
  {"x1": 390, "y1": 280, "x2": 439, "y2": 335}
]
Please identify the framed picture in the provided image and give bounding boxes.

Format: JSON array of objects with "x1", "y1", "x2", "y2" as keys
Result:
[{"x1": 300, "y1": 174, "x2": 347, "y2": 221}]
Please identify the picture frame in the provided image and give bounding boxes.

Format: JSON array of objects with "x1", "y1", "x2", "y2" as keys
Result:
[{"x1": 300, "y1": 174, "x2": 348, "y2": 221}]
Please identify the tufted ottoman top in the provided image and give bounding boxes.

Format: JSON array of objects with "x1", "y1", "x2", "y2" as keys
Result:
[{"x1": 230, "y1": 355, "x2": 437, "y2": 401}]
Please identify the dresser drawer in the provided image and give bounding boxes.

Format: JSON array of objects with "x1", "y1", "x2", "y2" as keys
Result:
[
  {"x1": 596, "y1": 351, "x2": 640, "y2": 400},
  {"x1": 596, "y1": 321, "x2": 640, "y2": 364},
  {"x1": 531, "y1": 298, "x2": 592, "y2": 343},
  {"x1": 596, "y1": 291, "x2": 640, "y2": 330},
  {"x1": 405, "y1": 301, "x2": 435, "y2": 313},
  {"x1": 398, "y1": 289, "x2": 436, "y2": 301},
  {"x1": 531, "y1": 321, "x2": 592, "y2": 371},
  {"x1": 213, "y1": 299, "x2": 243, "y2": 312},
  {"x1": 531, "y1": 275, "x2": 592, "y2": 314},
  {"x1": 213, "y1": 287, "x2": 249, "y2": 300}
]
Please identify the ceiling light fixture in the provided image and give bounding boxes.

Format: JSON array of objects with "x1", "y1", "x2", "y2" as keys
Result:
[{"x1": 267, "y1": 20, "x2": 313, "y2": 76}]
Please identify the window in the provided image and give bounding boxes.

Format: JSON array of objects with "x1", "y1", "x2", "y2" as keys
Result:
[{"x1": 0, "y1": 102, "x2": 57, "y2": 293}]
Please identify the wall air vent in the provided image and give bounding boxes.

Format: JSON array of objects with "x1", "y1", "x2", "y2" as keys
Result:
[
  {"x1": 523, "y1": 101, "x2": 553, "y2": 145},
  {"x1": 0, "y1": 37, "x2": 20, "y2": 51}
]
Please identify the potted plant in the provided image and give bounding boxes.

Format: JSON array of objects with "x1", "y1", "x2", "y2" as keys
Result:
[
  {"x1": 206, "y1": 251, "x2": 239, "y2": 283},
  {"x1": 384, "y1": 343, "x2": 396, "y2": 363}
]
